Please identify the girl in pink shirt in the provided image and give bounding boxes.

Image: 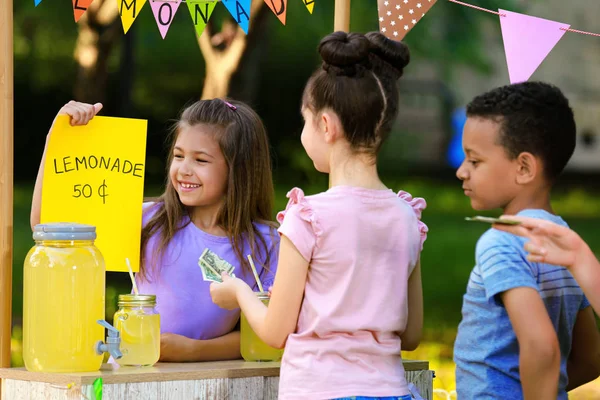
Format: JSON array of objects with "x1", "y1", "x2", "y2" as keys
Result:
[{"x1": 211, "y1": 31, "x2": 428, "y2": 400}]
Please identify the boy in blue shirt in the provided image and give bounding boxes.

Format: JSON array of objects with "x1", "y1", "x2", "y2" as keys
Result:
[{"x1": 454, "y1": 81, "x2": 600, "y2": 400}]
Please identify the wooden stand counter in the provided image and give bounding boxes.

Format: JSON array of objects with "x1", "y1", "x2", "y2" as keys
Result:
[{"x1": 0, "y1": 359, "x2": 433, "y2": 399}]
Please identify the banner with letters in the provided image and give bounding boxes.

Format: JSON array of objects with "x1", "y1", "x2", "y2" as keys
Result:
[{"x1": 37, "y1": 0, "x2": 600, "y2": 84}]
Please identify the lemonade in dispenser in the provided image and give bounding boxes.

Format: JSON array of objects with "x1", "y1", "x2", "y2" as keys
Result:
[{"x1": 23, "y1": 223, "x2": 122, "y2": 372}]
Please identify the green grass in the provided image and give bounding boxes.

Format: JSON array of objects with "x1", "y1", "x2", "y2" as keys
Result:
[{"x1": 9, "y1": 178, "x2": 600, "y2": 369}]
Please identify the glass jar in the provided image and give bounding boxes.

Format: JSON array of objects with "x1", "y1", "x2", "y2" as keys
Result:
[
  {"x1": 240, "y1": 292, "x2": 284, "y2": 362},
  {"x1": 113, "y1": 294, "x2": 161, "y2": 367},
  {"x1": 23, "y1": 223, "x2": 105, "y2": 372}
]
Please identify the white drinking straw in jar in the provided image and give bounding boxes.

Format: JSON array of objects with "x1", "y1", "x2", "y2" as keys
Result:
[
  {"x1": 126, "y1": 257, "x2": 139, "y2": 295},
  {"x1": 246, "y1": 255, "x2": 264, "y2": 293}
]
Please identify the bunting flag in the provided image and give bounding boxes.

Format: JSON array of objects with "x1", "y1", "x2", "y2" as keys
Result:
[
  {"x1": 117, "y1": 0, "x2": 148, "y2": 34},
  {"x1": 222, "y1": 0, "x2": 252, "y2": 34},
  {"x1": 187, "y1": 0, "x2": 218, "y2": 38},
  {"x1": 301, "y1": 0, "x2": 314, "y2": 14},
  {"x1": 35, "y1": 0, "x2": 600, "y2": 78},
  {"x1": 150, "y1": 0, "x2": 182, "y2": 39},
  {"x1": 72, "y1": 0, "x2": 94, "y2": 22},
  {"x1": 377, "y1": 0, "x2": 437, "y2": 41},
  {"x1": 499, "y1": 9, "x2": 569, "y2": 84},
  {"x1": 264, "y1": 0, "x2": 288, "y2": 25}
]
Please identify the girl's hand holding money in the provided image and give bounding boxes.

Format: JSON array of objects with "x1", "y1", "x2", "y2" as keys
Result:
[{"x1": 210, "y1": 273, "x2": 248, "y2": 310}]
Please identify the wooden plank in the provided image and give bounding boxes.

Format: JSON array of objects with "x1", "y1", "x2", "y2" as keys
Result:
[
  {"x1": 4, "y1": 377, "x2": 282, "y2": 400},
  {"x1": 3, "y1": 372, "x2": 433, "y2": 400},
  {"x1": 0, "y1": 0, "x2": 14, "y2": 371},
  {"x1": 0, "y1": 359, "x2": 429, "y2": 385},
  {"x1": 0, "y1": 361, "x2": 281, "y2": 385},
  {"x1": 334, "y1": 0, "x2": 350, "y2": 32},
  {"x1": 406, "y1": 370, "x2": 434, "y2": 400},
  {"x1": 403, "y1": 359, "x2": 429, "y2": 371}
]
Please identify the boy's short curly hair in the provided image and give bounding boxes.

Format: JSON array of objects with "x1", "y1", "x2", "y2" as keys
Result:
[{"x1": 466, "y1": 81, "x2": 576, "y2": 182}]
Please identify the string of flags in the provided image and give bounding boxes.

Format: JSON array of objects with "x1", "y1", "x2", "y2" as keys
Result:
[
  {"x1": 56, "y1": 0, "x2": 315, "y2": 37},
  {"x1": 377, "y1": 0, "x2": 600, "y2": 83},
  {"x1": 38, "y1": 0, "x2": 598, "y2": 84}
]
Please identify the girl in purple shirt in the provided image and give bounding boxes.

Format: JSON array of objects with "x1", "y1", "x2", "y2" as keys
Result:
[{"x1": 31, "y1": 99, "x2": 279, "y2": 362}]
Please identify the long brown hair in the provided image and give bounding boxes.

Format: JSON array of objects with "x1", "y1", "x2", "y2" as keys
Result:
[{"x1": 139, "y1": 99, "x2": 276, "y2": 281}]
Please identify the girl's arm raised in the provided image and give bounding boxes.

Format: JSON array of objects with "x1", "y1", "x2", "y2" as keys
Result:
[
  {"x1": 30, "y1": 134, "x2": 50, "y2": 230},
  {"x1": 401, "y1": 260, "x2": 423, "y2": 351},
  {"x1": 211, "y1": 235, "x2": 309, "y2": 349},
  {"x1": 30, "y1": 101, "x2": 103, "y2": 230}
]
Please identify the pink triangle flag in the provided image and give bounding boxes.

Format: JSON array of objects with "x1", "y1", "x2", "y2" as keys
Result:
[
  {"x1": 150, "y1": 0, "x2": 182, "y2": 39},
  {"x1": 499, "y1": 9, "x2": 569, "y2": 84}
]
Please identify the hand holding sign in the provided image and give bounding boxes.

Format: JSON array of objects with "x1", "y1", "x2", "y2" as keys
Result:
[
  {"x1": 57, "y1": 101, "x2": 103, "y2": 126},
  {"x1": 40, "y1": 102, "x2": 147, "y2": 273}
]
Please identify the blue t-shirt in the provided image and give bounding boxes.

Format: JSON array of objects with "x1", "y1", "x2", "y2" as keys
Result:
[{"x1": 454, "y1": 209, "x2": 590, "y2": 400}]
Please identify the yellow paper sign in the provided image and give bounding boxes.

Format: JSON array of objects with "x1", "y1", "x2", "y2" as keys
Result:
[
  {"x1": 118, "y1": 0, "x2": 148, "y2": 34},
  {"x1": 41, "y1": 115, "x2": 148, "y2": 273}
]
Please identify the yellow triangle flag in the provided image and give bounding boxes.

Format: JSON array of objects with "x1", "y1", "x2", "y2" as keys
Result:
[
  {"x1": 117, "y1": 0, "x2": 148, "y2": 34},
  {"x1": 301, "y1": 0, "x2": 314, "y2": 14}
]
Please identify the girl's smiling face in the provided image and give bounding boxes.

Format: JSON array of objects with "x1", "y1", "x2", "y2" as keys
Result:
[{"x1": 169, "y1": 124, "x2": 228, "y2": 209}]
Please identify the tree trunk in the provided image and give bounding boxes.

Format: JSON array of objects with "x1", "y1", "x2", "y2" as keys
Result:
[
  {"x1": 199, "y1": 0, "x2": 268, "y2": 100},
  {"x1": 73, "y1": 0, "x2": 121, "y2": 104}
]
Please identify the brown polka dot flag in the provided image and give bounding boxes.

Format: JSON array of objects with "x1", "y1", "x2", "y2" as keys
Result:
[{"x1": 377, "y1": 0, "x2": 437, "y2": 41}]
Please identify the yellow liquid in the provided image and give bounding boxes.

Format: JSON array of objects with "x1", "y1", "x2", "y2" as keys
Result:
[
  {"x1": 114, "y1": 309, "x2": 160, "y2": 366},
  {"x1": 23, "y1": 243, "x2": 105, "y2": 372},
  {"x1": 240, "y1": 298, "x2": 284, "y2": 362}
]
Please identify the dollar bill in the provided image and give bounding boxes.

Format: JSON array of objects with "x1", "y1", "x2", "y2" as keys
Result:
[
  {"x1": 198, "y1": 248, "x2": 235, "y2": 282},
  {"x1": 199, "y1": 259, "x2": 222, "y2": 282}
]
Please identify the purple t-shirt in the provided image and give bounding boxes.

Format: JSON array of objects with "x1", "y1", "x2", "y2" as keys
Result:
[{"x1": 136, "y1": 202, "x2": 279, "y2": 340}]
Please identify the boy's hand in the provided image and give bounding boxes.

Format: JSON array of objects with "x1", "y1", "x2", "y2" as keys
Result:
[{"x1": 57, "y1": 101, "x2": 103, "y2": 126}]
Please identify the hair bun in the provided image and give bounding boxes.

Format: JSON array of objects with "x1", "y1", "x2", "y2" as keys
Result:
[
  {"x1": 319, "y1": 31, "x2": 371, "y2": 77},
  {"x1": 365, "y1": 31, "x2": 410, "y2": 79}
]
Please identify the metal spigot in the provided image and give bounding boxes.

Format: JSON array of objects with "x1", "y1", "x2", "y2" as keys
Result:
[{"x1": 95, "y1": 320, "x2": 123, "y2": 359}]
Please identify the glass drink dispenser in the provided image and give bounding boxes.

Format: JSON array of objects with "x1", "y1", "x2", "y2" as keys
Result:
[{"x1": 23, "y1": 223, "x2": 120, "y2": 372}]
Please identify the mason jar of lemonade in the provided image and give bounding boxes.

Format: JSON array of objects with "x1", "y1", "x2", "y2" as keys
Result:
[
  {"x1": 240, "y1": 292, "x2": 284, "y2": 362},
  {"x1": 113, "y1": 294, "x2": 160, "y2": 367},
  {"x1": 23, "y1": 223, "x2": 105, "y2": 372}
]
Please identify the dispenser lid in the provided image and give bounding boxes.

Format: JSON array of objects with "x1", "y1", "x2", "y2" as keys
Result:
[{"x1": 33, "y1": 223, "x2": 97, "y2": 241}]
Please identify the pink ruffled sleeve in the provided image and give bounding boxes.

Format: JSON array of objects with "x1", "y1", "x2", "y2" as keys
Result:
[
  {"x1": 276, "y1": 188, "x2": 321, "y2": 262},
  {"x1": 398, "y1": 190, "x2": 428, "y2": 251}
]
